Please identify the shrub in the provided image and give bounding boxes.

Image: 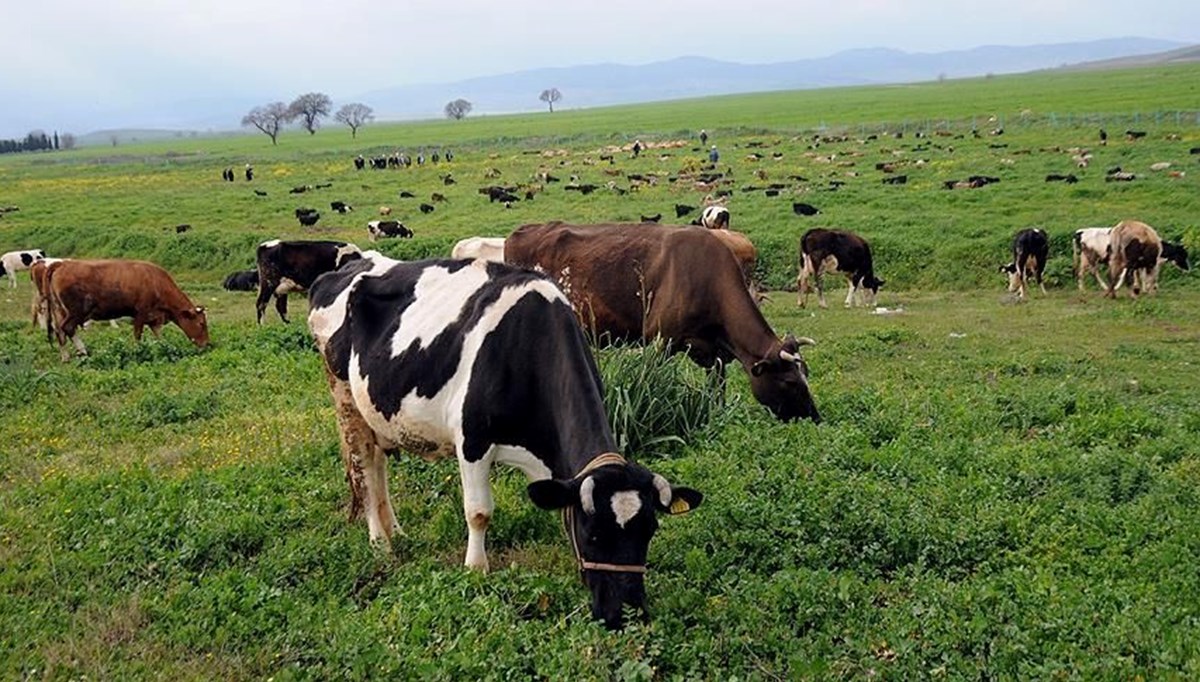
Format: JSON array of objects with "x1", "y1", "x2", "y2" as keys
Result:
[{"x1": 595, "y1": 340, "x2": 737, "y2": 457}]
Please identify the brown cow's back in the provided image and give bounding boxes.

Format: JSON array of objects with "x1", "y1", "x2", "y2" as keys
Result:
[{"x1": 505, "y1": 222, "x2": 821, "y2": 422}]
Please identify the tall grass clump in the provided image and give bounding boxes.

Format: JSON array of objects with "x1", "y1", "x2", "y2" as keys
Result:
[{"x1": 595, "y1": 340, "x2": 736, "y2": 456}]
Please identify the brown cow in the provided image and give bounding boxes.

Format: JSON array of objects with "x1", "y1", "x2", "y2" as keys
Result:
[
  {"x1": 505, "y1": 222, "x2": 820, "y2": 422},
  {"x1": 46, "y1": 259, "x2": 209, "y2": 361}
]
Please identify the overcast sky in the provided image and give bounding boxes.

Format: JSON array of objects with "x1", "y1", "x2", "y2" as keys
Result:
[{"x1": 3, "y1": 0, "x2": 1198, "y2": 137}]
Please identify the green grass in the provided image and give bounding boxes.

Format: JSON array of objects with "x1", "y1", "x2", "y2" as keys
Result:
[{"x1": 2, "y1": 64, "x2": 1200, "y2": 679}]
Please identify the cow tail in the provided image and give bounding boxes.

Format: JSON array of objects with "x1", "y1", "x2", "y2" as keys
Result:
[
  {"x1": 1071, "y1": 231, "x2": 1082, "y2": 276},
  {"x1": 44, "y1": 264, "x2": 59, "y2": 345}
]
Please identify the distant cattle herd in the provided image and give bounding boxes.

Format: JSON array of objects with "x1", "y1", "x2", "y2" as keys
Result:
[{"x1": 2, "y1": 124, "x2": 1193, "y2": 630}]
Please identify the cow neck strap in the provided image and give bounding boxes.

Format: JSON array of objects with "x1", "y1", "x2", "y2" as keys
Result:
[{"x1": 561, "y1": 453, "x2": 649, "y2": 576}]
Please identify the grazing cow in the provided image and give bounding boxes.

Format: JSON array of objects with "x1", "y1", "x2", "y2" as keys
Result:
[
  {"x1": 354, "y1": 155, "x2": 366, "y2": 170},
  {"x1": 366, "y1": 220, "x2": 414, "y2": 242},
  {"x1": 379, "y1": 206, "x2": 392, "y2": 216},
  {"x1": 2, "y1": 249, "x2": 46, "y2": 288},
  {"x1": 1045, "y1": 174, "x2": 1079, "y2": 184},
  {"x1": 1125, "y1": 130, "x2": 1147, "y2": 141},
  {"x1": 1106, "y1": 171, "x2": 1136, "y2": 182},
  {"x1": 1073, "y1": 227, "x2": 1113, "y2": 291},
  {"x1": 331, "y1": 201, "x2": 353, "y2": 214},
  {"x1": 175, "y1": 224, "x2": 192, "y2": 234},
  {"x1": 640, "y1": 213, "x2": 662, "y2": 223},
  {"x1": 254, "y1": 190, "x2": 268, "y2": 197},
  {"x1": 431, "y1": 193, "x2": 447, "y2": 203},
  {"x1": 222, "y1": 269, "x2": 259, "y2": 292},
  {"x1": 451, "y1": 237, "x2": 506, "y2": 262},
  {"x1": 1105, "y1": 220, "x2": 1167, "y2": 299},
  {"x1": 45, "y1": 259, "x2": 209, "y2": 361},
  {"x1": 308, "y1": 254, "x2": 703, "y2": 630},
  {"x1": 697, "y1": 206, "x2": 730, "y2": 230},
  {"x1": 506, "y1": 223, "x2": 820, "y2": 422},
  {"x1": 999, "y1": 228, "x2": 1049, "y2": 300},
  {"x1": 419, "y1": 203, "x2": 435, "y2": 214},
  {"x1": 255, "y1": 240, "x2": 362, "y2": 324},
  {"x1": 792, "y1": 202, "x2": 820, "y2": 216},
  {"x1": 295, "y1": 208, "x2": 320, "y2": 227},
  {"x1": 797, "y1": 229, "x2": 884, "y2": 309},
  {"x1": 881, "y1": 175, "x2": 908, "y2": 185}
]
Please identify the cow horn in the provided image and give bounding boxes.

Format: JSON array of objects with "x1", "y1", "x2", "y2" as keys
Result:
[
  {"x1": 652, "y1": 474, "x2": 672, "y2": 508},
  {"x1": 796, "y1": 336, "x2": 817, "y2": 347},
  {"x1": 580, "y1": 476, "x2": 596, "y2": 515},
  {"x1": 780, "y1": 350, "x2": 801, "y2": 363}
]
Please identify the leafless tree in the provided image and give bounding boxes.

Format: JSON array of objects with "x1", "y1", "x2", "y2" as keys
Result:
[
  {"x1": 335, "y1": 103, "x2": 375, "y2": 138},
  {"x1": 242, "y1": 102, "x2": 292, "y2": 145},
  {"x1": 539, "y1": 87, "x2": 562, "y2": 113},
  {"x1": 444, "y1": 98, "x2": 473, "y2": 120},
  {"x1": 288, "y1": 92, "x2": 333, "y2": 135}
]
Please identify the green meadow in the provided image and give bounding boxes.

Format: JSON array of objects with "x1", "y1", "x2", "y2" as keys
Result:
[{"x1": 1, "y1": 63, "x2": 1199, "y2": 679}]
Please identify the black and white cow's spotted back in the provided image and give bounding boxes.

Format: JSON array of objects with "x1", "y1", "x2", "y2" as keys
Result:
[{"x1": 309, "y1": 253, "x2": 614, "y2": 472}]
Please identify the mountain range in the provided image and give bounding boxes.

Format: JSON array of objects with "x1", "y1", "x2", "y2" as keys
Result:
[{"x1": 62, "y1": 37, "x2": 1196, "y2": 142}]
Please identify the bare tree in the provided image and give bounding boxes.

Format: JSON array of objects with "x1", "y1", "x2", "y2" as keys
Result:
[
  {"x1": 242, "y1": 102, "x2": 292, "y2": 145},
  {"x1": 444, "y1": 99, "x2": 473, "y2": 120},
  {"x1": 335, "y1": 103, "x2": 375, "y2": 138},
  {"x1": 288, "y1": 92, "x2": 333, "y2": 135},
  {"x1": 539, "y1": 87, "x2": 562, "y2": 113}
]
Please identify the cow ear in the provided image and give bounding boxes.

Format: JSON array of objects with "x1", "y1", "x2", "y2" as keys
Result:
[
  {"x1": 527, "y1": 479, "x2": 578, "y2": 510},
  {"x1": 662, "y1": 487, "x2": 703, "y2": 515}
]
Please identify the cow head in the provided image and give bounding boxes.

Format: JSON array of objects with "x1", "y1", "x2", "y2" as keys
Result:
[
  {"x1": 176, "y1": 306, "x2": 210, "y2": 348},
  {"x1": 1161, "y1": 241, "x2": 1190, "y2": 272},
  {"x1": 861, "y1": 274, "x2": 885, "y2": 307},
  {"x1": 750, "y1": 334, "x2": 820, "y2": 423},
  {"x1": 998, "y1": 262, "x2": 1019, "y2": 291},
  {"x1": 527, "y1": 462, "x2": 702, "y2": 630}
]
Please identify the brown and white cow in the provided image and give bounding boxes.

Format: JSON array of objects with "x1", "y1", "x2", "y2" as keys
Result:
[
  {"x1": 797, "y1": 229, "x2": 884, "y2": 308},
  {"x1": 506, "y1": 222, "x2": 820, "y2": 422},
  {"x1": 1106, "y1": 220, "x2": 1171, "y2": 299},
  {"x1": 999, "y1": 228, "x2": 1049, "y2": 300},
  {"x1": 45, "y1": 259, "x2": 209, "y2": 361},
  {"x1": 28, "y1": 258, "x2": 64, "y2": 327}
]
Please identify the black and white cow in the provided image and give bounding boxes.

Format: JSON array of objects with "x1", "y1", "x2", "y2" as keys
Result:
[
  {"x1": 697, "y1": 205, "x2": 730, "y2": 229},
  {"x1": 308, "y1": 254, "x2": 702, "y2": 630},
  {"x1": 366, "y1": 220, "x2": 414, "y2": 242},
  {"x1": 222, "y1": 269, "x2": 259, "y2": 291},
  {"x1": 255, "y1": 240, "x2": 362, "y2": 324},
  {"x1": 796, "y1": 229, "x2": 884, "y2": 308},
  {"x1": 1000, "y1": 228, "x2": 1049, "y2": 300},
  {"x1": 1, "y1": 249, "x2": 46, "y2": 288},
  {"x1": 331, "y1": 201, "x2": 353, "y2": 214}
]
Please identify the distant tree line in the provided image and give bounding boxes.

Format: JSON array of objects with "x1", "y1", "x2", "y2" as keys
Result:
[{"x1": 0, "y1": 129, "x2": 75, "y2": 155}]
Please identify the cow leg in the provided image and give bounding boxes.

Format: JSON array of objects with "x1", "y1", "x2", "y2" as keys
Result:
[
  {"x1": 255, "y1": 284, "x2": 273, "y2": 324},
  {"x1": 796, "y1": 255, "x2": 812, "y2": 307},
  {"x1": 274, "y1": 294, "x2": 290, "y2": 324},
  {"x1": 132, "y1": 316, "x2": 146, "y2": 342},
  {"x1": 844, "y1": 275, "x2": 857, "y2": 307},
  {"x1": 1092, "y1": 265, "x2": 1107, "y2": 292},
  {"x1": 815, "y1": 272, "x2": 828, "y2": 309},
  {"x1": 325, "y1": 369, "x2": 398, "y2": 540},
  {"x1": 458, "y1": 452, "x2": 494, "y2": 572}
]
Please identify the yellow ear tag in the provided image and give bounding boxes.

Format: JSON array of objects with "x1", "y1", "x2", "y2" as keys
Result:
[{"x1": 669, "y1": 498, "x2": 691, "y2": 514}]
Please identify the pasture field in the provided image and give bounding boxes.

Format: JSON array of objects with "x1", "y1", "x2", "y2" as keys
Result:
[{"x1": 2, "y1": 63, "x2": 1200, "y2": 679}]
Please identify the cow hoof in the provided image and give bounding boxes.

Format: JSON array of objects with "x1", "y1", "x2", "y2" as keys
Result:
[{"x1": 465, "y1": 558, "x2": 490, "y2": 573}]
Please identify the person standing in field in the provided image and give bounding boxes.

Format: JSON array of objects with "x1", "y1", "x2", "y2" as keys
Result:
[
  {"x1": 632, "y1": 140, "x2": 642, "y2": 158},
  {"x1": 244, "y1": 164, "x2": 254, "y2": 181},
  {"x1": 700, "y1": 129, "x2": 708, "y2": 146},
  {"x1": 708, "y1": 145, "x2": 719, "y2": 164}
]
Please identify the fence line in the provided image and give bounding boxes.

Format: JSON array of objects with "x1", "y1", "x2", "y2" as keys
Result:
[{"x1": 807, "y1": 110, "x2": 1200, "y2": 138}]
